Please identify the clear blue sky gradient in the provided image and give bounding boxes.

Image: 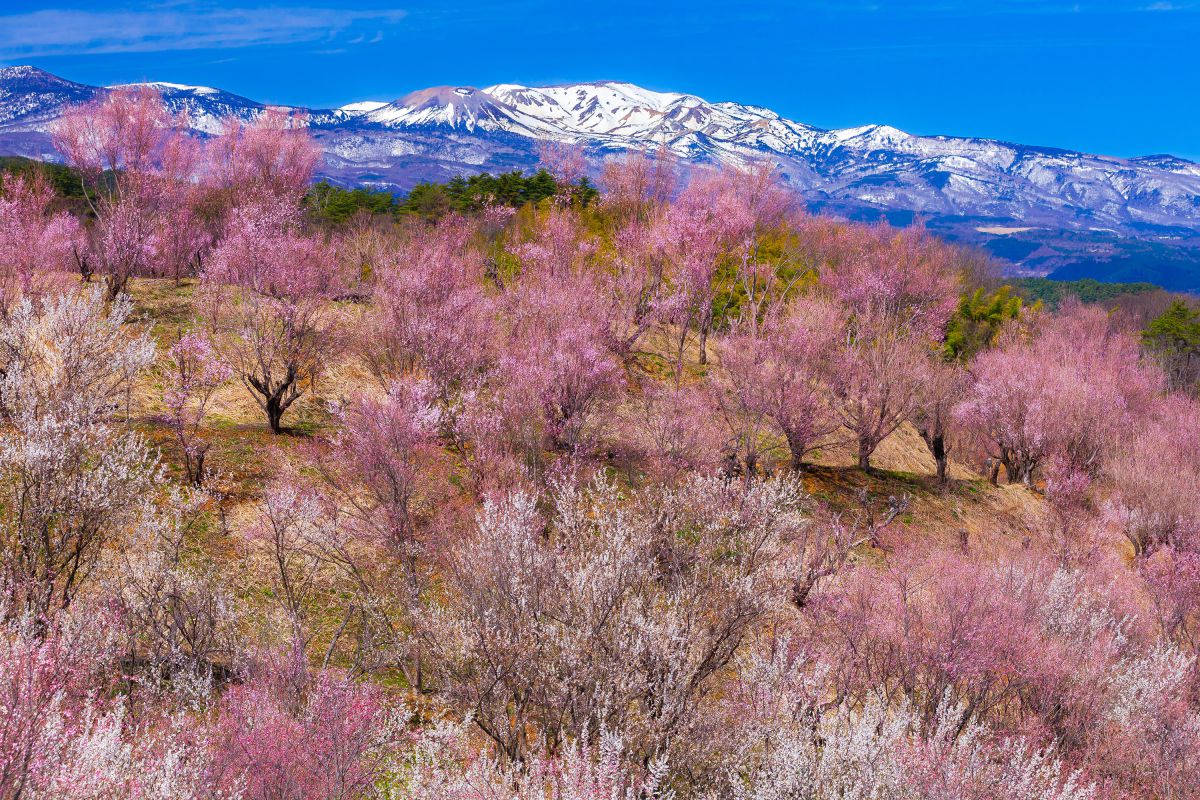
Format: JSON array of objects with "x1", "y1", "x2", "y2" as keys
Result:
[{"x1": 1, "y1": 1, "x2": 1196, "y2": 160}]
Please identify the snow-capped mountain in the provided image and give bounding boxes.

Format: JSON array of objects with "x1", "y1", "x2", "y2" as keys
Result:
[
  {"x1": 0, "y1": 66, "x2": 266, "y2": 156},
  {"x1": 106, "y1": 81, "x2": 264, "y2": 134},
  {"x1": 0, "y1": 65, "x2": 99, "y2": 129},
  {"x1": 2, "y1": 66, "x2": 1199, "y2": 285}
]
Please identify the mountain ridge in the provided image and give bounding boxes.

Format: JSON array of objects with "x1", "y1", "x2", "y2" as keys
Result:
[{"x1": 2, "y1": 65, "x2": 1199, "y2": 286}]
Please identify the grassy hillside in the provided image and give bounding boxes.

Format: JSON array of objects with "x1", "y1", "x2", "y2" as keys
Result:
[{"x1": 123, "y1": 275, "x2": 1047, "y2": 561}]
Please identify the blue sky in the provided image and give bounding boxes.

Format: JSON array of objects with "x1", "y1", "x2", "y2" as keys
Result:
[{"x1": 1, "y1": 1, "x2": 1196, "y2": 159}]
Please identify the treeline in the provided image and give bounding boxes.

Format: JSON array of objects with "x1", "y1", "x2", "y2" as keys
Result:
[
  {"x1": 0, "y1": 155, "x2": 86, "y2": 199},
  {"x1": 304, "y1": 168, "x2": 598, "y2": 225},
  {"x1": 1011, "y1": 276, "x2": 1161, "y2": 307},
  {"x1": 0, "y1": 155, "x2": 596, "y2": 226}
]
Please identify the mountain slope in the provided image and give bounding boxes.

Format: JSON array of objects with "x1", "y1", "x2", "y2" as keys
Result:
[
  {"x1": 107, "y1": 81, "x2": 264, "y2": 134},
  {"x1": 2, "y1": 67, "x2": 1199, "y2": 284}
]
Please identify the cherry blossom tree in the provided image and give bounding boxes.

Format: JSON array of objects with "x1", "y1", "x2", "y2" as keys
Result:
[
  {"x1": 956, "y1": 303, "x2": 1160, "y2": 486},
  {"x1": 208, "y1": 647, "x2": 390, "y2": 800},
  {"x1": 204, "y1": 201, "x2": 343, "y2": 433},
  {"x1": 53, "y1": 86, "x2": 174, "y2": 182},
  {"x1": 828, "y1": 315, "x2": 932, "y2": 472},
  {"x1": 396, "y1": 722, "x2": 673, "y2": 800},
  {"x1": 486, "y1": 219, "x2": 623, "y2": 460},
  {"x1": 363, "y1": 217, "x2": 494, "y2": 413},
  {"x1": 537, "y1": 141, "x2": 588, "y2": 203},
  {"x1": 709, "y1": 324, "x2": 780, "y2": 481},
  {"x1": 599, "y1": 148, "x2": 676, "y2": 223},
  {"x1": 601, "y1": 216, "x2": 671, "y2": 359},
  {"x1": 311, "y1": 383, "x2": 452, "y2": 684},
  {"x1": 655, "y1": 165, "x2": 792, "y2": 378},
  {"x1": 497, "y1": 282, "x2": 623, "y2": 456},
  {"x1": 242, "y1": 481, "x2": 344, "y2": 649},
  {"x1": 53, "y1": 86, "x2": 191, "y2": 298},
  {"x1": 811, "y1": 550, "x2": 1161, "y2": 776},
  {"x1": 0, "y1": 289, "x2": 157, "y2": 619},
  {"x1": 819, "y1": 225, "x2": 962, "y2": 472},
  {"x1": 104, "y1": 488, "x2": 243, "y2": 687},
  {"x1": 617, "y1": 382, "x2": 724, "y2": 484},
  {"x1": 0, "y1": 612, "x2": 115, "y2": 796},
  {"x1": 789, "y1": 490, "x2": 910, "y2": 610},
  {"x1": 915, "y1": 357, "x2": 969, "y2": 485},
  {"x1": 1142, "y1": 547, "x2": 1200, "y2": 652},
  {"x1": 205, "y1": 107, "x2": 321, "y2": 210},
  {"x1": 428, "y1": 476, "x2": 796, "y2": 771},
  {"x1": 162, "y1": 332, "x2": 231, "y2": 486},
  {"x1": 151, "y1": 163, "x2": 212, "y2": 283},
  {"x1": 89, "y1": 182, "x2": 161, "y2": 299},
  {"x1": 721, "y1": 690, "x2": 1096, "y2": 800},
  {"x1": 655, "y1": 174, "x2": 728, "y2": 379},
  {"x1": 0, "y1": 172, "x2": 79, "y2": 310},
  {"x1": 823, "y1": 223, "x2": 960, "y2": 341},
  {"x1": 733, "y1": 295, "x2": 843, "y2": 473},
  {"x1": 1104, "y1": 393, "x2": 1200, "y2": 556}
]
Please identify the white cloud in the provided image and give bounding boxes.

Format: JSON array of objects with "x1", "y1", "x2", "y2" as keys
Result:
[{"x1": 0, "y1": 5, "x2": 407, "y2": 58}]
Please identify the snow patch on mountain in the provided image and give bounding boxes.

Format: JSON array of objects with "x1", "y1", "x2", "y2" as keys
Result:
[
  {"x1": 109, "y1": 81, "x2": 220, "y2": 95},
  {"x1": 338, "y1": 100, "x2": 389, "y2": 115}
]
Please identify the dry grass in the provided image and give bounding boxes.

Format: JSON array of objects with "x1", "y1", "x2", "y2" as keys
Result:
[{"x1": 118, "y1": 276, "x2": 1051, "y2": 565}]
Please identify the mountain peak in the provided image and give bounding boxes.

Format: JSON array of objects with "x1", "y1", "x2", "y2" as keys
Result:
[
  {"x1": 361, "y1": 85, "x2": 523, "y2": 131},
  {"x1": 397, "y1": 86, "x2": 485, "y2": 107},
  {"x1": 1131, "y1": 154, "x2": 1200, "y2": 177},
  {"x1": 0, "y1": 65, "x2": 91, "y2": 90},
  {"x1": 108, "y1": 81, "x2": 221, "y2": 96},
  {"x1": 0, "y1": 65, "x2": 99, "y2": 128},
  {"x1": 0, "y1": 65, "x2": 53, "y2": 80}
]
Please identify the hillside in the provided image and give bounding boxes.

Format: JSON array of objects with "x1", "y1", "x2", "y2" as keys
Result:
[{"x1": 122, "y1": 274, "x2": 1044, "y2": 545}]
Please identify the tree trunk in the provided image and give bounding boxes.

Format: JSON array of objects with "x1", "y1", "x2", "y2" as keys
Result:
[
  {"x1": 191, "y1": 448, "x2": 207, "y2": 487},
  {"x1": 743, "y1": 452, "x2": 758, "y2": 486},
  {"x1": 674, "y1": 327, "x2": 688, "y2": 387},
  {"x1": 785, "y1": 431, "x2": 808, "y2": 472},
  {"x1": 484, "y1": 254, "x2": 504, "y2": 290},
  {"x1": 1005, "y1": 456, "x2": 1034, "y2": 486},
  {"x1": 73, "y1": 245, "x2": 92, "y2": 283},
  {"x1": 857, "y1": 437, "x2": 873, "y2": 472},
  {"x1": 105, "y1": 272, "x2": 128, "y2": 302},
  {"x1": 919, "y1": 429, "x2": 948, "y2": 485},
  {"x1": 266, "y1": 396, "x2": 285, "y2": 434}
]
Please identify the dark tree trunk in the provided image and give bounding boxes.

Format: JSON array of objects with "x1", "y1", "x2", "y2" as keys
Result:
[
  {"x1": 190, "y1": 447, "x2": 207, "y2": 487},
  {"x1": 743, "y1": 452, "x2": 758, "y2": 486},
  {"x1": 857, "y1": 437, "x2": 873, "y2": 472},
  {"x1": 73, "y1": 245, "x2": 92, "y2": 283},
  {"x1": 919, "y1": 427, "x2": 948, "y2": 486},
  {"x1": 105, "y1": 272, "x2": 128, "y2": 302},
  {"x1": 266, "y1": 396, "x2": 286, "y2": 434},
  {"x1": 787, "y1": 435, "x2": 808, "y2": 473},
  {"x1": 1004, "y1": 454, "x2": 1034, "y2": 486}
]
